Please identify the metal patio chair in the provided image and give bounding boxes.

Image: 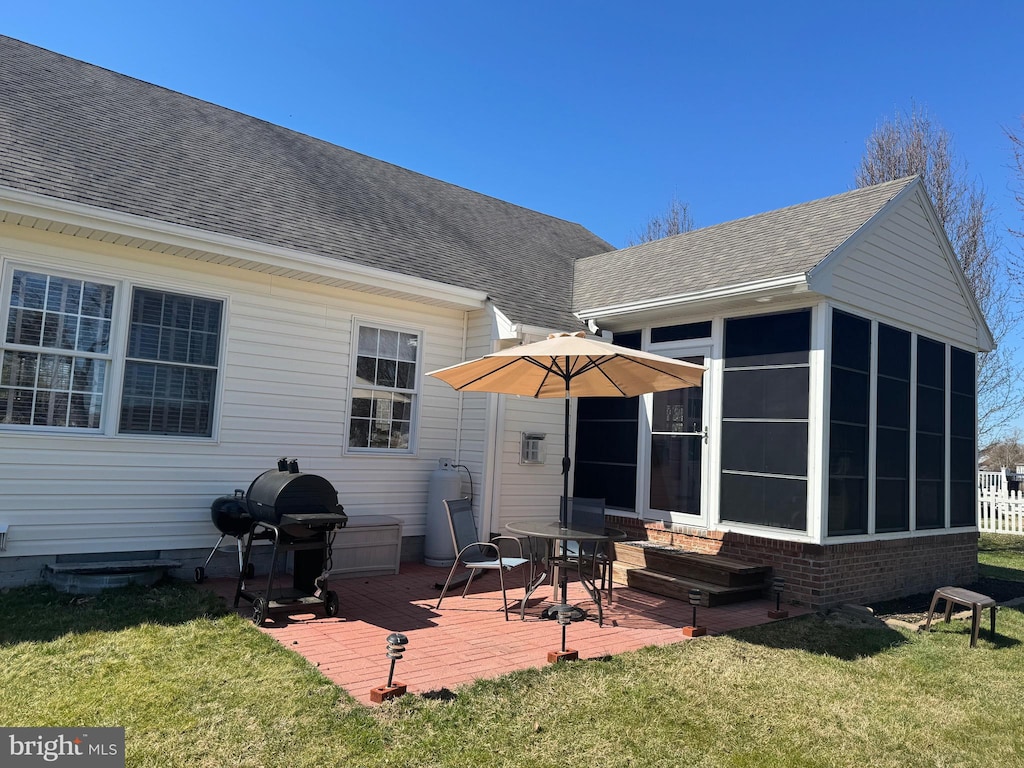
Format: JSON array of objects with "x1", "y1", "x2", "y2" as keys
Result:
[
  {"x1": 436, "y1": 498, "x2": 530, "y2": 620},
  {"x1": 558, "y1": 497, "x2": 614, "y2": 603}
]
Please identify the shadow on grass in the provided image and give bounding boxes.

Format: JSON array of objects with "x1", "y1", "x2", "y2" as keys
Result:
[
  {"x1": 0, "y1": 579, "x2": 229, "y2": 645},
  {"x1": 726, "y1": 613, "x2": 909, "y2": 660},
  {"x1": 978, "y1": 564, "x2": 1024, "y2": 583}
]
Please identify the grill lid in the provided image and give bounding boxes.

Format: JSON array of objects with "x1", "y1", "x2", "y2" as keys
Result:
[
  {"x1": 246, "y1": 458, "x2": 347, "y2": 527},
  {"x1": 211, "y1": 490, "x2": 252, "y2": 536}
]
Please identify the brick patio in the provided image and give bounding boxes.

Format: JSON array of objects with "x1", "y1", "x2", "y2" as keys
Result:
[{"x1": 201, "y1": 562, "x2": 808, "y2": 706}]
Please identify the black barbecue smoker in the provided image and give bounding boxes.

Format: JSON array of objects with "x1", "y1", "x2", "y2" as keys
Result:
[{"x1": 234, "y1": 458, "x2": 348, "y2": 626}]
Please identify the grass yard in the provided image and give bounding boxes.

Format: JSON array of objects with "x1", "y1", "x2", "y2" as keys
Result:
[
  {"x1": 2, "y1": 545, "x2": 1023, "y2": 768},
  {"x1": 979, "y1": 533, "x2": 1024, "y2": 581}
]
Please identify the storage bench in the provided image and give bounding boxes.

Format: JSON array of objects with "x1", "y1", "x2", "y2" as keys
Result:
[{"x1": 328, "y1": 514, "x2": 403, "y2": 578}]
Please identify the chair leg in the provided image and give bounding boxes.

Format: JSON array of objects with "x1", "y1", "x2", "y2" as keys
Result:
[
  {"x1": 520, "y1": 565, "x2": 529, "y2": 621},
  {"x1": 497, "y1": 566, "x2": 509, "y2": 621},
  {"x1": 461, "y1": 568, "x2": 482, "y2": 598},
  {"x1": 436, "y1": 561, "x2": 462, "y2": 609},
  {"x1": 924, "y1": 590, "x2": 942, "y2": 631}
]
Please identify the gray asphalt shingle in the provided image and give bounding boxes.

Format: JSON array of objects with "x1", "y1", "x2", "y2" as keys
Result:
[
  {"x1": 0, "y1": 36, "x2": 611, "y2": 330},
  {"x1": 572, "y1": 177, "x2": 917, "y2": 311}
]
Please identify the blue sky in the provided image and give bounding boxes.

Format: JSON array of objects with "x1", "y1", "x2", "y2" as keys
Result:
[{"x1": 5, "y1": 1, "x2": 1022, "y2": 250}]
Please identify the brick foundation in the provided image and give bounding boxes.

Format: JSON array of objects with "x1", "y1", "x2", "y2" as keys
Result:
[{"x1": 607, "y1": 515, "x2": 978, "y2": 610}]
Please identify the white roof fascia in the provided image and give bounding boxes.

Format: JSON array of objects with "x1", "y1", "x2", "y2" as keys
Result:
[
  {"x1": 574, "y1": 273, "x2": 809, "y2": 321},
  {"x1": 0, "y1": 185, "x2": 489, "y2": 310}
]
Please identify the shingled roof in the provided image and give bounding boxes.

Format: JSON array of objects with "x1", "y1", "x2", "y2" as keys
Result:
[
  {"x1": 572, "y1": 176, "x2": 918, "y2": 312},
  {"x1": 0, "y1": 35, "x2": 611, "y2": 330}
]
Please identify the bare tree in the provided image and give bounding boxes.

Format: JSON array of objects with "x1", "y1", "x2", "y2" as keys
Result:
[
  {"x1": 1010, "y1": 117, "x2": 1024, "y2": 258},
  {"x1": 857, "y1": 104, "x2": 1019, "y2": 441},
  {"x1": 981, "y1": 431, "x2": 1024, "y2": 471},
  {"x1": 627, "y1": 194, "x2": 695, "y2": 246}
]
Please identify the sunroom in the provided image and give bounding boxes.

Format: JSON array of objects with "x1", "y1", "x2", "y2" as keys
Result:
[{"x1": 565, "y1": 176, "x2": 990, "y2": 608}]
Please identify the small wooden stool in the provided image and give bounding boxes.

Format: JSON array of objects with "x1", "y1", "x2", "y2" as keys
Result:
[{"x1": 924, "y1": 586, "x2": 997, "y2": 648}]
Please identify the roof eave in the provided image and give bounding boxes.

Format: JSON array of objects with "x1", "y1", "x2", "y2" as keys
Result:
[
  {"x1": 0, "y1": 185, "x2": 489, "y2": 311},
  {"x1": 575, "y1": 273, "x2": 811, "y2": 323}
]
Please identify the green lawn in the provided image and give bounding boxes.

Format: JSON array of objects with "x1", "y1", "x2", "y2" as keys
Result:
[
  {"x1": 979, "y1": 533, "x2": 1024, "y2": 581},
  {"x1": 2, "y1": 550, "x2": 1024, "y2": 768}
]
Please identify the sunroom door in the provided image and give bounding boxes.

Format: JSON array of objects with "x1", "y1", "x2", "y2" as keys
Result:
[{"x1": 645, "y1": 353, "x2": 708, "y2": 526}]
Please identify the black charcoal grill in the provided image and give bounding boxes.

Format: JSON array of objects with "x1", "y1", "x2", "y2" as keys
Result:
[
  {"x1": 234, "y1": 459, "x2": 348, "y2": 625},
  {"x1": 246, "y1": 457, "x2": 348, "y2": 537},
  {"x1": 194, "y1": 489, "x2": 255, "y2": 584}
]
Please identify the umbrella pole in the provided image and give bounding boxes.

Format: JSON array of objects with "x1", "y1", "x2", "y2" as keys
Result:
[{"x1": 561, "y1": 383, "x2": 570, "y2": 609}]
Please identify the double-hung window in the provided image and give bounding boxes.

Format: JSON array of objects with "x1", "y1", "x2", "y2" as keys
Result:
[
  {"x1": 347, "y1": 323, "x2": 419, "y2": 452},
  {"x1": 120, "y1": 288, "x2": 222, "y2": 437},
  {"x1": 1, "y1": 264, "x2": 223, "y2": 438},
  {"x1": 1, "y1": 269, "x2": 114, "y2": 429}
]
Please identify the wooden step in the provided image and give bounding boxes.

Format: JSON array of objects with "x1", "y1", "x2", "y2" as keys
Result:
[
  {"x1": 611, "y1": 541, "x2": 769, "y2": 588},
  {"x1": 621, "y1": 567, "x2": 766, "y2": 607}
]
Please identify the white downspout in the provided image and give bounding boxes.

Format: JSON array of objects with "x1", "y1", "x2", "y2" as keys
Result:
[
  {"x1": 481, "y1": 393, "x2": 504, "y2": 538},
  {"x1": 454, "y1": 311, "x2": 469, "y2": 467}
]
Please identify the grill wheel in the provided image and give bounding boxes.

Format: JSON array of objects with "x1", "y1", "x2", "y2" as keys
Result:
[{"x1": 251, "y1": 597, "x2": 267, "y2": 626}]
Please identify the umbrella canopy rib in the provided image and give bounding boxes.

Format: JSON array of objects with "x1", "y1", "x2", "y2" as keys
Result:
[{"x1": 444, "y1": 356, "x2": 524, "y2": 391}]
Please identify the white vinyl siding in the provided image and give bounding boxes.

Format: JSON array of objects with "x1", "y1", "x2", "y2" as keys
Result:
[
  {"x1": 0, "y1": 224, "x2": 479, "y2": 558},
  {"x1": 827, "y1": 192, "x2": 978, "y2": 348},
  {"x1": 494, "y1": 394, "x2": 567, "y2": 529}
]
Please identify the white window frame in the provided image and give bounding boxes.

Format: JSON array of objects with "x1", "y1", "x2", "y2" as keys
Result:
[
  {"x1": 117, "y1": 285, "x2": 225, "y2": 439},
  {"x1": 639, "y1": 340, "x2": 713, "y2": 528},
  {"x1": 344, "y1": 319, "x2": 422, "y2": 455},
  {"x1": 0, "y1": 264, "x2": 117, "y2": 433},
  {"x1": 0, "y1": 259, "x2": 225, "y2": 440}
]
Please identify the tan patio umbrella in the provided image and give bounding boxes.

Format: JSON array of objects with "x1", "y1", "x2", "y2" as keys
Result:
[{"x1": 427, "y1": 331, "x2": 706, "y2": 527}]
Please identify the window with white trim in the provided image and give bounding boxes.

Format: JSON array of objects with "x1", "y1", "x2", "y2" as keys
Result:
[
  {"x1": 1, "y1": 269, "x2": 114, "y2": 429},
  {"x1": 347, "y1": 323, "x2": 419, "y2": 451},
  {"x1": 1, "y1": 265, "x2": 224, "y2": 438},
  {"x1": 119, "y1": 288, "x2": 222, "y2": 437}
]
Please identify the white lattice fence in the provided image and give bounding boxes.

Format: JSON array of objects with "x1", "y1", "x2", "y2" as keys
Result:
[{"x1": 978, "y1": 486, "x2": 1024, "y2": 534}]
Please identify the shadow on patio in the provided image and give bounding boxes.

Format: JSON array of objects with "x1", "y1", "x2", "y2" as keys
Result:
[{"x1": 199, "y1": 562, "x2": 809, "y2": 706}]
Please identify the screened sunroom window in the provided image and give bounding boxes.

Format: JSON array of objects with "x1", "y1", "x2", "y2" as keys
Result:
[
  {"x1": 573, "y1": 330, "x2": 641, "y2": 509},
  {"x1": 827, "y1": 310, "x2": 871, "y2": 536},
  {"x1": 915, "y1": 336, "x2": 946, "y2": 529},
  {"x1": 875, "y1": 323, "x2": 911, "y2": 533},
  {"x1": 949, "y1": 346, "x2": 976, "y2": 527},
  {"x1": 720, "y1": 309, "x2": 810, "y2": 531},
  {"x1": 347, "y1": 324, "x2": 420, "y2": 451},
  {"x1": 1, "y1": 269, "x2": 114, "y2": 429}
]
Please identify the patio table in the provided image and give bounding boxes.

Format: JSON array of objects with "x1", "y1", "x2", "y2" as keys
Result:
[{"x1": 505, "y1": 519, "x2": 625, "y2": 626}]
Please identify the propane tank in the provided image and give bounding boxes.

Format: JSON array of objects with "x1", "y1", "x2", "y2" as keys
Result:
[{"x1": 424, "y1": 458, "x2": 463, "y2": 567}]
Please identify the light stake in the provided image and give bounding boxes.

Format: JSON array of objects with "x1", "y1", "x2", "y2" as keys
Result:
[
  {"x1": 547, "y1": 604, "x2": 580, "y2": 663},
  {"x1": 370, "y1": 632, "x2": 409, "y2": 703},
  {"x1": 683, "y1": 588, "x2": 706, "y2": 637},
  {"x1": 769, "y1": 577, "x2": 789, "y2": 619}
]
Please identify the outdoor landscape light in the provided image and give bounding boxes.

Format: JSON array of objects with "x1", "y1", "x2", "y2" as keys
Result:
[
  {"x1": 683, "y1": 588, "x2": 706, "y2": 637},
  {"x1": 547, "y1": 604, "x2": 579, "y2": 663},
  {"x1": 769, "y1": 577, "x2": 789, "y2": 619},
  {"x1": 369, "y1": 632, "x2": 409, "y2": 703}
]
